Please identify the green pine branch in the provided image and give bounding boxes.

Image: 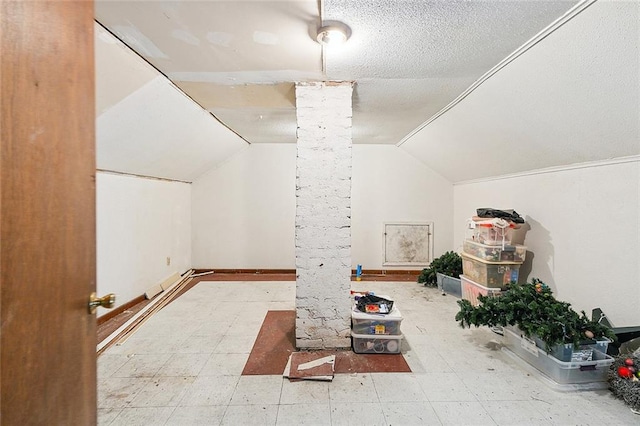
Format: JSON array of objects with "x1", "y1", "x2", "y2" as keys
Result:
[
  {"x1": 455, "y1": 278, "x2": 616, "y2": 351},
  {"x1": 417, "y1": 251, "x2": 463, "y2": 286}
]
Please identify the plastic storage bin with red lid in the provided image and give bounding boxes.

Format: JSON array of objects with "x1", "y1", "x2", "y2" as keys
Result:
[
  {"x1": 461, "y1": 275, "x2": 503, "y2": 307},
  {"x1": 466, "y1": 218, "x2": 517, "y2": 246}
]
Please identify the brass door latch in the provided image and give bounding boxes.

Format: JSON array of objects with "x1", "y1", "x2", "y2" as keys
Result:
[{"x1": 88, "y1": 292, "x2": 116, "y2": 314}]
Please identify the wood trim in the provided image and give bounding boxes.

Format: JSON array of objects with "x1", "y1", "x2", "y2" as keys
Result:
[
  {"x1": 358, "y1": 269, "x2": 421, "y2": 276},
  {"x1": 97, "y1": 295, "x2": 146, "y2": 326},
  {"x1": 193, "y1": 268, "x2": 295, "y2": 274},
  {"x1": 192, "y1": 268, "x2": 420, "y2": 276}
]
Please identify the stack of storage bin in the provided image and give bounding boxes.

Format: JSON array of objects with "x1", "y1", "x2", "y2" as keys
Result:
[
  {"x1": 351, "y1": 299, "x2": 403, "y2": 354},
  {"x1": 461, "y1": 219, "x2": 526, "y2": 306}
]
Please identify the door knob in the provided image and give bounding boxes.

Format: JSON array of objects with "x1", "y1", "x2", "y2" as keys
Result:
[{"x1": 88, "y1": 292, "x2": 116, "y2": 314}]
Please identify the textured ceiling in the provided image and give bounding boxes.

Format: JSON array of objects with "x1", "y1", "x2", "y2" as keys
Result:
[
  {"x1": 94, "y1": 0, "x2": 639, "y2": 182},
  {"x1": 95, "y1": 0, "x2": 579, "y2": 145},
  {"x1": 323, "y1": 0, "x2": 584, "y2": 145},
  {"x1": 401, "y1": 0, "x2": 640, "y2": 182}
]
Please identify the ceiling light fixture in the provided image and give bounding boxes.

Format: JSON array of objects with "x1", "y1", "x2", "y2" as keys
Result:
[{"x1": 316, "y1": 21, "x2": 351, "y2": 46}]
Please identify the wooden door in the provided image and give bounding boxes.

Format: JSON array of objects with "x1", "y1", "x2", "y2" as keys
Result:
[{"x1": 1, "y1": 1, "x2": 97, "y2": 424}]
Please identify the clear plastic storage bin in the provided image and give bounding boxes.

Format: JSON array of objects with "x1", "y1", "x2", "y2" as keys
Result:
[
  {"x1": 437, "y1": 273, "x2": 462, "y2": 298},
  {"x1": 468, "y1": 222, "x2": 515, "y2": 246},
  {"x1": 351, "y1": 305, "x2": 403, "y2": 335},
  {"x1": 351, "y1": 332, "x2": 403, "y2": 354},
  {"x1": 503, "y1": 327, "x2": 613, "y2": 384},
  {"x1": 461, "y1": 275, "x2": 502, "y2": 307},
  {"x1": 532, "y1": 336, "x2": 611, "y2": 362},
  {"x1": 463, "y1": 240, "x2": 526, "y2": 263},
  {"x1": 461, "y1": 253, "x2": 520, "y2": 287}
]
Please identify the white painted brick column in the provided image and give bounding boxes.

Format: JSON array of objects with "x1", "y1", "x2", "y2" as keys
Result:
[{"x1": 295, "y1": 81, "x2": 353, "y2": 349}]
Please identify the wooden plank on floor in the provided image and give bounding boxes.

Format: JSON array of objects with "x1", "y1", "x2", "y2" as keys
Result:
[
  {"x1": 145, "y1": 284, "x2": 163, "y2": 299},
  {"x1": 160, "y1": 272, "x2": 181, "y2": 290}
]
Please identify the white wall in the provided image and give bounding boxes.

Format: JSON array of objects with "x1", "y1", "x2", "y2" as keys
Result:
[
  {"x1": 351, "y1": 145, "x2": 453, "y2": 269},
  {"x1": 453, "y1": 159, "x2": 640, "y2": 327},
  {"x1": 191, "y1": 143, "x2": 453, "y2": 270},
  {"x1": 191, "y1": 144, "x2": 297, "y2": 269},
  {"x1": 96, "y1": 172, "x2": 192, "y2": 316}
]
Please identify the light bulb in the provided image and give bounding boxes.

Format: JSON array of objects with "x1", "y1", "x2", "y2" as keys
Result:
[{"x1": 316, "y1": 25, "x2": 349, "y2": 46}]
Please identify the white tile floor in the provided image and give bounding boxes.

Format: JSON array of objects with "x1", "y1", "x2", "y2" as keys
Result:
[{"x1": 98, "y1": 281, "x2": 639, "y2": 425}]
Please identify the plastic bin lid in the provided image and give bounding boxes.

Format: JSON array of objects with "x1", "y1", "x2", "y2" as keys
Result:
[
  {"x1": 464, "y1": 239, "x2": 527, "y2": 251},
  {"x1": 351, "y1": 331, "x2": 403, "y2": 339},
  {"x1": 351, "y1": 304, "x2": 402, "y2": 320},
  {"x1": 460, "y1": 275, "x2": 502, "y2": 292},
  {"x1": 461, "y1": 252, "x2": 523, "y2": 265}
]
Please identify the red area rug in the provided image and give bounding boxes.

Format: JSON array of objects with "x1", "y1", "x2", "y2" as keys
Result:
[{"x1": 242, "y1": 310, "x2": 411, "y2": 375}]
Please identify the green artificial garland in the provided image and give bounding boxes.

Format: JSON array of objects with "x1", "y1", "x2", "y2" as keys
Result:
[
  {"x1": 455, "y1": 278, "x2": 616, "y2": 351},
  {"x1": 417, "y1": 251, "x2": 463, "y2": 286}
]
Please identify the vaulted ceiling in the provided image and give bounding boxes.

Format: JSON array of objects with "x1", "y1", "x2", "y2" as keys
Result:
[{"x1": 95, "y1": 0, "x2": 639, "y2": 183}]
